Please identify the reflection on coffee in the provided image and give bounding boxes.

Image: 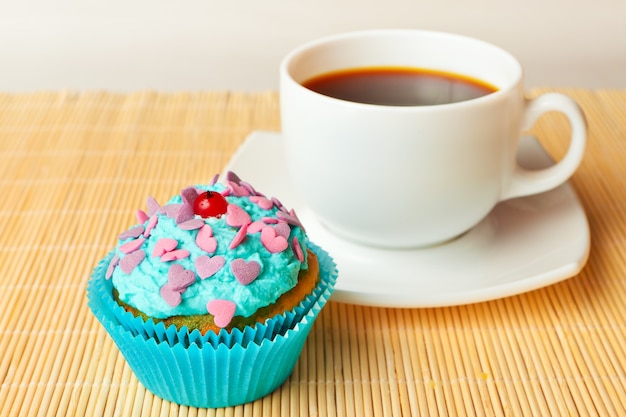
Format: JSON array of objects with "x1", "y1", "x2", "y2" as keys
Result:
[{"x1": 302, "y1": 66, "x2": 498, "y2": 106}]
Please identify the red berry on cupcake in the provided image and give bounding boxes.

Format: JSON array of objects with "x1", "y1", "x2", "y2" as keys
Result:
[{"x1": 193, "y1": 191, "x2": 228, "y2": 218}]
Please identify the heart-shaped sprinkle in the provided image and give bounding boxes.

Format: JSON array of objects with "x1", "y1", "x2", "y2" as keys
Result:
[
  {"x1": 225, "y1": 204, "x2": 252, "y2": 227},
  {"x1": 227, "y1": 181, "x2": 250, "y2": 197},
  {"x1": 153, "y1": 238, "x2": 178, "y2": 257},
  {"x1": 119, "y1": 237, "x2": 146, "y2": 254},
  {"x1": 247, "y1": 221, "x2": 265, "y2": 234},
  {"x1": 292, "y1": 236, "x2": 304, "y2": 263},
  {"x1": 144, "y1": 214, "x2": 158, "y2": 237},
  {"x1": 119, "y1": 250, "x2": 146, "y2": 274},
  {"x1": 210, "y1": 173, "x2": 219, "y2": 186},
  {"x1": 250, "y1": 195, "x2": 274, "y2": 210},
  {"x1": 146, "y1": 196, "x2": 160, "y2": 216},
  {"x1": 119, "y1": 225, "x2": 145, "y2": 240},
  {"x1": 240, "y1": 181, "x2": 257, "y2": 195},
  {"x1": 229, "y1": 224, "x2": 249, "y2": 249},
  {"x1": 261, "y1": 217, "x2": 279, "y2": 224},
  {"x1": 160, "y1": 204, "x2": 182, "y2": 218},
  {"x1": 226, "y1": 171, "x2": 242, "y2": 184},
  {"x1": 207, "y1": 299, "x2": 236, "y2": 328},
  {"x1": 196, "y1": 224, "x2": 217, "y2": 253},
  {"x1": 195, "y1": 255, "x2": 226, "y2": 279},
  {"x1": 274, "y1": 222, "x2": 291, "y2": 239},
  {"x1": 178, "y1": 219, "x2": 205, "y2": 230},
  {"x1": 136, "y1": 210, "x2": 149, "y2": 224},
  {"x1": 271, "y1": 197, "x2": 285, "y2": 211},
  {"x1": 261, "y1": 226, "x2": 289, "y2": 253},
  {"x1": 276, "y1": 210, "x2": 304, "y2": 230},
  {"x1": 161, "y1": 249, "x2": 191, "y2": 262},
  {"x1": 231, "y1": 258, "x2": 261, "y2": 285},
  {"x1": 167, "y1": 264, "x2": 196, "y2": 291},
  {"x1": 160, "y1": 286, "x2": 182, "y2": 307},
  {"x1": 106, "y1": 254, "x2": 120, "y2": 279},
  {"x1": 180, "y1": 187, "x2": 198, "y2": 206},
  {"x1": 175, "y1": 202, "x2": 195, "y2": 224}
]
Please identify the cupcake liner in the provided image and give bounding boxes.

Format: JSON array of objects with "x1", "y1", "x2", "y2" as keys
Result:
[{"x1": 87, "y1": 243, "x2": 337, "y2": 408}]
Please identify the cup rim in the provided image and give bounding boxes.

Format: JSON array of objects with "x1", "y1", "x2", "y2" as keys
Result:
[{"x1": 279, "y1": 29, "x2": 523, "y2": 110}]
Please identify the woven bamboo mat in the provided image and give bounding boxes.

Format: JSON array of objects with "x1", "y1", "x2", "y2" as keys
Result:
[{"x1": 0, "y1": 89, "x2": 625, "y2": 416}]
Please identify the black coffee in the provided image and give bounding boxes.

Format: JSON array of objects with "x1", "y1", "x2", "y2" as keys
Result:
[{"x1": 302, "y1": 66, "x2": 497, "y2": 106}]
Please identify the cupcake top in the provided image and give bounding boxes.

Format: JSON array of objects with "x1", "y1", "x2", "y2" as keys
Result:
[{"x1": 105, "y1": 172, "x2": 308, "y2": 327}]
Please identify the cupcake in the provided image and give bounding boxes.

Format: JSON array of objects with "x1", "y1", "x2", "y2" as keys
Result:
[{"x1": 87, "y1": 172, "x2": 336, "y2": 407}]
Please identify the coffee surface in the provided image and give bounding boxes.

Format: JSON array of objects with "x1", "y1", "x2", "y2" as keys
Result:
[{"x1": 302, "y1": 67, "x2": 497, "y2": 106}]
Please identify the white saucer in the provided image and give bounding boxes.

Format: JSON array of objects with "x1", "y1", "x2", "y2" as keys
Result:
[{"x1": 223, "y1": 131, "x2": 590, "y2": 308}]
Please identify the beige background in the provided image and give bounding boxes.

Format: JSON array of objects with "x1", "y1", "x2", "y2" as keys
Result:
[{"x1": 1, "y1": 0, "x2": 624, "y2": 91}]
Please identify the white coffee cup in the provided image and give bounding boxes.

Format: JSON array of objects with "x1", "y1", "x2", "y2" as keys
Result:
[{"x1": 280, "y1": 29, "x2": 586, "y2": 248}]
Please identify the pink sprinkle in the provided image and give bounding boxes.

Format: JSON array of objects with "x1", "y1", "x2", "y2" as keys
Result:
[
  {"x1": 119, "y1": 225, "x2": 145, "y2": 240},
  {"x1": 292, "y1": 236, "x2": 304, "y2": 263},
  {"x1": 226, "y1": 171, "x2": 242, "y2": 185},
  {"x1": 231, "y1": 258, "x2": 261, "y2": 285},
  {"x1": 144, "y1": 214, "x2": 158, "y2": 237},
  {"x1": 274, "y1": 222, "x2": 291, "y2": 239},
  {"x1": 105, "y1": 254, "x2": 120, "y2": 279},
  {"x1": 146, "y1": 196, "x2": 160, "y2": 216},
  {"x1": 207, "y1": 299, "x2": 236, "y2": 328},
  {"x1": 276, "y1": 210, "x2": 304, "y2": 230},
  {"x1": 119, "y1": 237, "x2": 146, "y2": 254},
  {"x1": 196, "y1": 224, "x2": 217, "y2": 253},
  {"x1": 195, "y1": 255, "x2": 226, "y2": 279},
  {"x1": 225, "y1": 204, "x2": 252, "y2": 227},
  {"x1": 161, "y1": 249, "x2": 191, "y2": 262},
  {"x1": 261, "y1": 217, "x2": 280, "y2": 224},
  {"x1": 178, "y1": 219, "x2": 205, "y2": 230},
  {"x1": 260, "y1": 226, "x2": 289, "y2": 253},
  {"x1": 247, "y1": 221, "x2": 265, "y2": 234},
  {"x1": 136, "y1": 210, "x2": 149, "y2": 224},
  {"x1": 119, "y1": 250, "x2": 145, "y2": 274},
  {"x1": 229, "y1": 224, "x2": 249, "y2": 249},
  {"x1": 160, "y1": 286, "x2": 182, "y2": 307},
  {"x1": 210, "y1": 174, "x2": 219, "y2": 186},
  {"x1": 240, "y1": 181, "x2": 257, "y2": 196},
  {"x1": 153, "y1": 238, "x2": 178, "y2": 257},
  {"x1": 227, "y1": 181, "x2": 250, "y2": 197},
  {"x1": 160, "y1": 204, "x2": 182, "y2": 218},
  {"x1": 250, "y1": 195, "x2": 274, "y2": 210}
]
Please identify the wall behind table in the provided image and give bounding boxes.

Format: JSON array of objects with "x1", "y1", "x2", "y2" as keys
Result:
[{"x1": 1, "y1": 0, "x2": 624, "y2": 92}]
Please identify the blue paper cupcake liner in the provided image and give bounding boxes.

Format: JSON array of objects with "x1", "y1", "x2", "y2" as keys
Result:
[{"x1": 87, "y1": 243, "x2": 337, "y2": 408}]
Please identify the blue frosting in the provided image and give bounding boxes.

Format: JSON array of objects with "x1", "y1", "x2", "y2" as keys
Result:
[{"x1": 109, "y1": 181, "x2": 308, "y2": 319}]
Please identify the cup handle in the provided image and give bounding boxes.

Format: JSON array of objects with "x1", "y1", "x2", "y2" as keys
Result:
[{"x1": 501, "y1": 92, "x2": 587, "y2": 201}]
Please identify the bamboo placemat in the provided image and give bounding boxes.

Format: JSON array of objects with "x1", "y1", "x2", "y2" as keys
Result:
[{"x1": 0, "y1": 89, "x2": 625, "y2": 416}]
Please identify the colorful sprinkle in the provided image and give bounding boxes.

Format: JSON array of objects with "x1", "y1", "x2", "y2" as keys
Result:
[
  {"x1": 160, "y1": 249, "x2": 191, "y2": 262},
  {"x1": 292, "y1": 236, "x2": 304, "y2": 263},
  {"x1": 178, "y1": 218, "x2": 205, "y2": 230},
  {"x1": 231, "y1": 258, "x2": 261, "y2": 285},
  {"x1": 229, "y1": 223, "x2": 249, "y2": 249},
  {"x1": 153, "y1": 238, "x2": 178, "y2": 257},
  {"x1": 250, "y1": 195, "x2": 274, "y2": 210},
  {"x1": 105, "y1": 254, "x2": 120, "y2": 279},
  {"x1": 119, "y1": 225, "x2": 145, "y2": 241},
  {"x1": 119, "y1": 237, "x2": 146, "y2": 254},
  {"x1": 160, "y1": 264, "x2": 196, "y2": 307},
  {"x1": 196, "y1": 224, "x2": 217, "y2": 253},
  {"x1": 144, "y1": 214, "x2": 158, "y2": 237},
  {"x1": 207, "y1": 299, "x2": 236, "y2": 328},
  {"x1": 195, "y1": 255, "x2": 226, "y2": 279},
  {"x1": 225, "y1": 204, "x2": 252, "y2": 227},
  {"x1": 260, "y1": 226, "x2": 289, "y2": 253},
  {"x1": 119, "y1": 250, "x2": 145, "y2": 274}
]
